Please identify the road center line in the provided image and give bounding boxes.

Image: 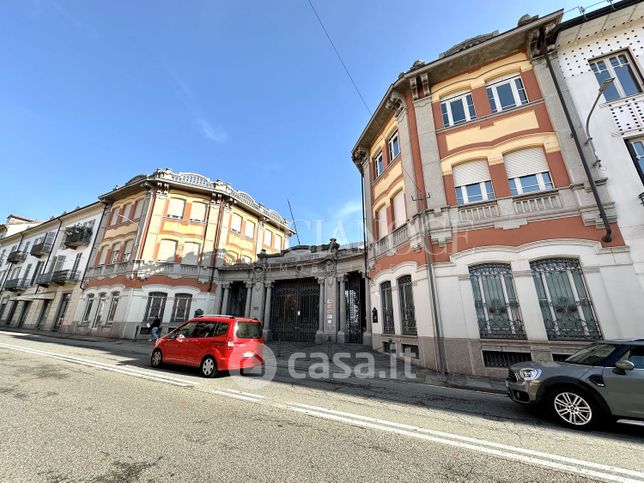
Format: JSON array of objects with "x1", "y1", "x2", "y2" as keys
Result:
[
  {"x1": 0, "y1": 342, "x2": 197, "y2": 387},
  {"x1": 212, "y1": 390, "x2": 263, "y2": 402},
  {"x1": 279, "y1": 403, "x2": 643, "y2": 483}
]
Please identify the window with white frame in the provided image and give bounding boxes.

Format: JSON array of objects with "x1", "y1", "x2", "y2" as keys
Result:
[
  {"x1": 274, "y1": 233, "x2": 283, "y2": 250},
  {"x1": 82, "y1": 294, "x2": 95, "y2": 322},
  {"x1": 122, "y1": 240, "x2": 134, "y2": 262},
  {"x1": 107, "y1": 292, "x2": 120, "y2": 324},
  {"x1": 53, "y1": 255, "x2": 65, "y2": 272},
  {"x1": 167, "y1": 198, "x2": 185, "y2": 219},
  {"x1": 98, "y1": 246, "x2": 109, "y2": 265},
  {"x1": 182, "y1": 242, "x2": 200, "y2": 265},
  {"x1": 244, "y1": 220, "x2": 255, "y2": 238},
  {"x1": 452, "y1": 160, "x2": 495, "y2": 205},
  {"x1": 392, "y1": 190, "x2": 406, "y2": 229},
  {"x1": 122, "y1": 203, "x2": 132, "y2": 220},
  {"x1": 190, "y1": 202, "x2": 206, "y2": 222},
  {"x1": 110, "y1": 207, "x2": 121, "y2": 226},
  {"x1": 590, "y1": 51, "x2": 642, "y2": 102},
  {"x1": 387, "y1": 131, "x2": 400, "y2": 161},
  {"x1": 374, "y1": 151, "x2": 384, "y2": 178},
  {"x1": 158, "y1": 239, "x2": 177, "y2": 262},
  {"x1": 133, "y1": 199, "x2": 144, "y2": 219},
  {"x1": 171, "y1": 293, "x2": 192, "y2": 323},
  {"x1": 626, "y1": 139, "x2": 644, "y2": 184},
  {"x1": 110, "y1": 243, "x2": 121, "y2": 264},
  {"x1": 504, "y1": 147, "x2": 554, "y2": 196},
  {"x1": 440, "y1": 92, "x2": 476, "y2": 127},
  {"x1": 486, "y1": 75, "x2": 528, "y2": 113},
  {"x1": 230, "y1": 213, "x2": 242, "y2": 232},
  {"x1": 263, "y1": 229, "x2": 272, "y2": 247},
  {"x1": 377, "y1": 205, "x2": 388, "y2": 239},
  {"x1": 143, "y1": 292, "x2": 167, "y2": 322}
]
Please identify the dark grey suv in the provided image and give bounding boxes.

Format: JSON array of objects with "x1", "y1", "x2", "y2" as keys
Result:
[{"x1": 507, "y1": 340, "x2": 644, "y2": 429}]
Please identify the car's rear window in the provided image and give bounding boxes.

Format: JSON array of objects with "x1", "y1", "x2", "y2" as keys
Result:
[
  {"x1": 236, "y1": 322, "x2": 262, "y2": 339},
  {"x1": 565, "y1": 343, "x2": 617, "y2": 365}
]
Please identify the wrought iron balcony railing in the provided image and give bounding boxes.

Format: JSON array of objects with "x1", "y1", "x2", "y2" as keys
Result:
[
  {"x1": 36, "y1": 272, "x2": 53, "y2": 287},
  {"x1": 51, "y1": 270, "x2": 80, "y2": 285},
  {"x1": 64, "y1": 225, "x2": 93, "y2": 249},
  {"x1": 4, "y1": 278, "x2": 30, "y2": 291},
  {"x1": 31, "y1": 241, "x2": 54, "y2": 258},
  {"x1": 7, "y1": 250, "x2": 27, "y2": 264}
]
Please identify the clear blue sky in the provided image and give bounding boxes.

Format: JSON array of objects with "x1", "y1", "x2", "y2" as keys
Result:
[{"x1": 1, "y1": 0, "x2": 581, "y2": 245}]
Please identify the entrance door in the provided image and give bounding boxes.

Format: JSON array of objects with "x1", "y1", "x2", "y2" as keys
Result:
[
  {"x1": 345, "y1": 274, "x2": 364, "y2": 344},
  {"x1": 228, "y1": 282, "x2": 247, "y2": 317},
  {"x1": 52, "y1": 293, "x2": 71, "y2": 332},
  {"x1": 271, "y1": 278, "x2": 319, "y2": 342},
  {"x1": 36, "y1": 299, "x2": 52, "y2": 329},
  {"x1": 17, "y1": 302, "x2": 31, "y2": 328}
]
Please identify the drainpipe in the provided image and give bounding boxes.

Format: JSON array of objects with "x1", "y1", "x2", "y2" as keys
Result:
[
  {"x1": 540, "y1": 28, "x2": 612, "y2": 242},
  {"x1": 359, "y1": 168, "x2": 369, "y2": 279}
]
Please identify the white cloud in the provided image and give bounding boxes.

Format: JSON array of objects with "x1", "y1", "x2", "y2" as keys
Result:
[{"x1": 197, "y1": 118, "x2": 228, "y2": 144}]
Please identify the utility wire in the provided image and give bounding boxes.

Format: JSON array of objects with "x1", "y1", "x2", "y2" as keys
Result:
[{"x1": 306, "y1": 0, "x2": 372, "y2": 116}]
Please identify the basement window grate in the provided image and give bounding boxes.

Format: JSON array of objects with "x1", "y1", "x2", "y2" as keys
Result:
[
  {"x1": 483, "y1": 350, "x2": 531, "y2": 368},
  {"x1": 552, "y1": 353, "x2": 572, "y2": 362}
]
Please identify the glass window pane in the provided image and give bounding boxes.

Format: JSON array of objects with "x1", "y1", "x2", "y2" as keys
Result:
[
  {"x1": 496, "y1": 82, "x2": 516, "y2": 109},
  {"x1": 466, "y1": 94, "x2": 476, "y2": 119},
  {"x1": 486, "y1": 87, "x2": 497, "y2": 113},
  {"x1": 593, "y1": 65, "x2": 620, "y2": 101},
  {"x1": 449, "y1": 98, "x2": 466, "y2": 124},
  {"x1": 542, "y1": 172, "x2": 554, "y2": 190},
  {"x1": 465, "y1": 183, "x2": 483, "y2": 202},
  {"x1": 509, "y1": 178, "x2": 519, "y2": 196},
  {"x1": 519, "y1": 174, "x2": 540, "y2": 193},
  {"x1": 514, "y1": 78, "x2": 528, "y2": 103},
  {"x1": 614, "y1": 64, "x2": 642, "y2": 97},
  {"x1": 440, "y1": 103, "x2": 449, "y2": 126},
  {"x1": 484, "y1": 180, "x2": 495, "y2": 199},
  {"x1": 455, "y1": 187, "x2": 464, "y2": 205}
]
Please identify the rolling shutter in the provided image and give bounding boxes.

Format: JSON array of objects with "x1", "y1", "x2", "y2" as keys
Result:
[
  {"x1": 452, "y1": 160, "x2": 491, "y2": 187},
  {"x1": 377, "y1": 206, "x2": 388, "y2": 238},
  {"x1": 503, "y1": 148, "x2": 549, "y2": 178},
  {"x1": 392, "y1": 191, "x2": 406, "y2": 229}
]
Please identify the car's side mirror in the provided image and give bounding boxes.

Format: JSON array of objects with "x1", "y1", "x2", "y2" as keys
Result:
[{"x1": 613, "y1": 360, "x2": 635, "y2": 374}]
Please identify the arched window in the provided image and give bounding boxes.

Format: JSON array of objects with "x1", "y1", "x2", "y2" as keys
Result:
[
  {"x1": 144, "y1": 292, "x2": 167, "y2": 322},
  {"x1": 380, "y1": 282, "x2": 394, "y2": 334},
  {"x1": 398, "y1": 276, "x2": 416, "y2": 335},
  {"x1": 171, "y1": 294, "x2": 192, "y2": 323}
]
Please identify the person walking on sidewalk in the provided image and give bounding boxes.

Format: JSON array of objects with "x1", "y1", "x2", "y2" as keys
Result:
[{"x1": 149, "y1": 317, "x2": 161, "y2": 342}]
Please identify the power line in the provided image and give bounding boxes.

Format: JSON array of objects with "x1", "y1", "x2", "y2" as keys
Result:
[{"x1": 306, "y1": 0, "x2": 372, "y2": 116}]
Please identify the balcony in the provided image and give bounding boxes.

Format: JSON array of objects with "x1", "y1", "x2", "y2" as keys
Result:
[
  {"x1": 4, "y1": 278, "x2": 29, "y2": 291},
  {"x1": 84, "y1": 260, "x2": 212, "y2": 281},
  {"x1": 63, "y1": 225, "x2": 93, "y2": 249},
  {"x1": 512, "y1": 190, "x2": 563, "y2": 215},
  {"x1": 36, "y1": 272, "x2": 53, "y2": 287},
  {"x1": 606, "y1": 93, "x2": 644, "y2": 135},
  {"x1": 457, "y1": 200, "x2": 499, "y2": 223},
  {"x1": 31, "y1": 240, "x2": 54, "y2": 258},
  {"x1": 51, "y1": 270, "x2": 80, "y2": 285},
  {"x1": 7, "y1": 250, "x2": 27, "y2": 264},
  {"x1": 374, "y1": 224, "x2": 409, "y2": 257}
]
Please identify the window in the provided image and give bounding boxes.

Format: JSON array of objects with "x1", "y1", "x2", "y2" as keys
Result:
[
  {"x1": 531, "y1": 259, "x2": 601, "y2": 340},
  {"x1": 182, "y1": 242, "x2": 200, "y2": 265},
  {"x1": 374, "y1": 151, "x2": 384, "y2": 178},
  {"x1": 590, "y1": 52, "x2": 642, "y2": 102},
  {"x1": 241, "y1": 255, "x2": 252, "y2": 264},
  {"x1": 504, "y1": 147, "x2": 554, "y2": 196},
  {"x1": 174, "y1": 321, "x2": 197, "y2": 338},
  {"x1": 392, "y1": 191, "x2": 406, "y2": 229},
  {"x1": 213, "y1": 322, "x2": 229, "y2": 337},
  {"x1": 623, "y1": 346, "x2": 644, "y2": 369},
  {"x1": 236, "y1": 321, "x2": 261, "y2": 339},
  {"x1": 565, "y1": 343, "x2": 618, "y2": 365},
  {"x1": 53, "y1": 255, "x2": 66, "y2": 272},
  {"x1": 486, "y1": 76, "x2": 528, "y2": 113},
  {"x1": 22, "y1": 264, "x2": 32, "y2": 283},
  {"x1": 110, "y1": 243, "x2": 121, "y2": 264},
  {"x1": 398, "y1": 276, "x2": 416, "y2": 335},
  {"x1": 192, "y1": 321, "x2": 216, "y2": 338},
  {"x1": 377, "y1": 206, "x2": 388, "y2": 239},
  {"x1": 171, "y1": 294, "x2": 192, "y2": 323},
  {"x1": 230, "y1": 213, "x2": 242, "y2": 232},
  {"x1": 98, "y1": 246, "x2": 109, "y2": 265},
  {"x1": 263, "y1": 229, "x2": 272, "y2": 247},
  {"x1": 31, "y1": 261, "x2": 43, "y2": 285},
  {"x1": 469, "y1": 264, "x2": 525, "y2": 339},
  {"x1": 274, "y1": 233, "x2": 283, "y2": 250},
  {"x1": 440, "y1": 92, "x2": 476, "y2": 127},
  {"x1": 83, "y1": 294, "x2": 95, "y2": 322},
  {"x1": 107, "y1": 292, "x2": 120, "y2": 323},
  {"x1": 157, "y1": 240, "x2": 177, "y2": 262},
  {"x1": 452, "y1": 160, "x2": 494, "y2": 205},
  {"x1": 387, "y1": 131, "x2": 400, "y2": 161},
  {"x1": 71, "y1": 253, "x2": 82, "y2": 274},
  {"x1": 244, "y1": 220, "x2": 255, "y2": 238},
  {"x1": 626, "y1": 139, "x2": 644, "y2": 184},
  {"x1": 483, "y1": 350, "x2": 531, "y2": 368},
  {"x1": 143, "y1": 292, "x2": 167, "y2": 322},
  {"x1": 110, "y1": 207, "x2": 121, "y2": 226},
  {"x1": 133, "y1": 199, "x2": 144, "y2": 219},
  {"x1": 167, "y1": 198, "x2": 185, "y2": 219},
  {"x1": 122, "y1": 204, "x2": 132, "y2": 220},
  {"x1": 122, "y1": 240, "x2": 134, "y2": 262},
  {"x1": 380, "y1": 281, "x2": 394, "y2": 334},
  {"x1": 190, "y1": 202, "x2": 206, "y2": 222}
]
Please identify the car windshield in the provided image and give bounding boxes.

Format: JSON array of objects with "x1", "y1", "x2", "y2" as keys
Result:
[
  {"x1": 236, "y1": 322, "x2": 261, "y2": 339},
  {"x1": 565, "y1": 343, "x2": 617, "y2": 365}
]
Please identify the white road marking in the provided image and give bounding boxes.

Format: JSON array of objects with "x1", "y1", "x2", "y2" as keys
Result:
[
  {"x1": 219, "y1": 388, "x2": 266, "y2": 400},
  {"x1": 0, "y1": 342, "x2": 197, "y2": 387},
  {"x1": 212, "y1": 390, "x2": 263, "y2": 402},
  {"x1": 281, "y1": 403, "x2": 644, "y2": 483}
]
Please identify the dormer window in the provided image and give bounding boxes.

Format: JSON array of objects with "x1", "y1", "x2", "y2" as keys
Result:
[{"x1": 440, "y1": 92, "x2": 476, "y2": 127}]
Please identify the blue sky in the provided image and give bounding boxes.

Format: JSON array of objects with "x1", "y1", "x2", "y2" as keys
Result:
[{"x1": 1, "y1": 0, "x2": 581, "y2": 245}]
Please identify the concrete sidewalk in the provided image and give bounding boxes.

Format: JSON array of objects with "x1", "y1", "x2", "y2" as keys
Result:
[{"x1": 0, "y1": 327, "x2": 507, "y2": 394}]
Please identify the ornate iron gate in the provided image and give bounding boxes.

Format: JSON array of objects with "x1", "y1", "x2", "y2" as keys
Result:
[
  {"x1": 345, "y1": 274, "x2": 363, "y2": 343},
  {"x1": 271, "y1": 278, "x2": 319, "y2": 342}
]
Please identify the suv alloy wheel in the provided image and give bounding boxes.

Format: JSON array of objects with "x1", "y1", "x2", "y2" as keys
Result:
[{"x1": 547, "y1": 387, "x2": 599, "y2": 429}]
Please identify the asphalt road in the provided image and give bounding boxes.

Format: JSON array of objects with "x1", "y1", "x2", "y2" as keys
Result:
[{"x1": 0, "y1": 330, "x2": 643, "y2": 482}]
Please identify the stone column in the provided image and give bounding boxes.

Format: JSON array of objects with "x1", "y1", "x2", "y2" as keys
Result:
[
  {"x1": 221, "y1": 283, "x2": 230, "y2": 315},
  {"x1": 244, "y1": 282, "x2": 252, "y2": 318},
  {"x1": 263, "y1": 281, "x2": 273, "y2": 340},
  {"x1": 212, "y1": 283, "x2": 223, "y2": 315},
  {"x1": 337, "y1": 275, "x2": 347, "y2": 343},
  {"x1": 316, "y1": 277, "x2": 325, "y2": 343}
]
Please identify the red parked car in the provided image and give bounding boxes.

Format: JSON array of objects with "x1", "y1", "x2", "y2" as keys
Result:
[{"x1": 150, "y1": 316, "x2": 264, "y2": 377}]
